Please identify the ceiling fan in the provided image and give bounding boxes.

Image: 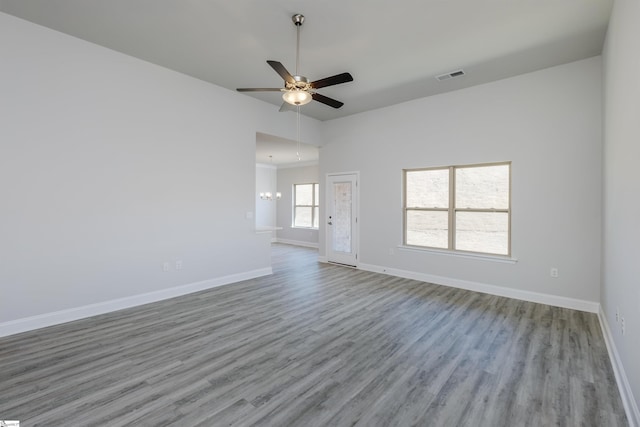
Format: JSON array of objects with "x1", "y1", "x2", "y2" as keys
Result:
[{"x1": 236, "y1": 14, "x2": 353, "y2": 110}]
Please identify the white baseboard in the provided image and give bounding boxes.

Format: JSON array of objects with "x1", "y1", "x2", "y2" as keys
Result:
[
  {"x1": 318, "y1": 255, "x2": 328, "y2": 263},
  {"x1": 274, "y1": 238, "x2": 319, "y2": 249},
  {"x1": 0, "y1": 267, "x2": 272, "y2": 339},
  {"x1": 598, "y1": 307, "x2": 640, "y2": 427},
  {"x1": 358, "y1": 263, "x2": 600, "y2": 313}
]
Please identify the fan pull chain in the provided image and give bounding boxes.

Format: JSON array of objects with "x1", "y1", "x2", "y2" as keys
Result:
[{"x1": 296, "y1": 106, "x2": 301, "y2": 161}]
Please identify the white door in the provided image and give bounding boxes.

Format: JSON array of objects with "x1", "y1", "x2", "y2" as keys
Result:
[{"x1": 326, "y1": 173, "x2": 359, "y2": 266}]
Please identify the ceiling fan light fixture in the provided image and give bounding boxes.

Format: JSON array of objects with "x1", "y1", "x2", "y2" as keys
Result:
[{"x1": 282, "y1": 90, "x2": 312, "y2": 106}]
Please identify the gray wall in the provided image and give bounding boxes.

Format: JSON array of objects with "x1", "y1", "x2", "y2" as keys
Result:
[
  {"x1": 602, "y1": 0, "x2": 640, "y2": 420},
  {"x1": 255, "y1": 164, "x2": 278, "y2": 227},
  {"x1": 320, "y1": 57, "x2": 603, "y2": 305},
  {"x1": 0, "y1": 12, "x2": 321, "y2": 326}
]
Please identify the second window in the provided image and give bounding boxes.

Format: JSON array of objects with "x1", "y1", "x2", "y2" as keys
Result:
[{"x1": 293, "y1": 183, "x2": 319, "y2": 228}]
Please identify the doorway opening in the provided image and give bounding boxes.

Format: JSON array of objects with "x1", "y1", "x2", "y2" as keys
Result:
[{"x1": 255, "y1": 132, "x2": 320, "y2": 250}]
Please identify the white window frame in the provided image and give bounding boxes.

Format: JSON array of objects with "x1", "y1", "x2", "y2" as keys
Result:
[
  {"x1": 292, "y1": 183, "x2": 319, "y2": 229},
  {"x1": 403, "y1": 161, "x2": 511, "y2": 257}
]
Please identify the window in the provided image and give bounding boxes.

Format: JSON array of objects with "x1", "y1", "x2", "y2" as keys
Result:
[
  {"x1": 293, "y1": 183, "x2": 319, "y2": 228},
  {"x1": 404, "y1": 162, "x2": 511, "y2": 256}
]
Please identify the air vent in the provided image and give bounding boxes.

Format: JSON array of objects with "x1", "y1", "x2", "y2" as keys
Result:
[{"x1": 436, "y1": 69, "x2": 465, "y2": 81}]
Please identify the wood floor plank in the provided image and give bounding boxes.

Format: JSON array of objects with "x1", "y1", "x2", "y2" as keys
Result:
[{"x1": 0, "y1": 244, "x2": 629, "y2": 426}]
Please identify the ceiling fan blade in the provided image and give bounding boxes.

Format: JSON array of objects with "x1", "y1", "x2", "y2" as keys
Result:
[
  {"x1": 267, "y1": 60, "x2": 295, "y2": 84},
  {"x1": 310, "y1": 72, "x2": 354, "y2": 89},
  {"x1": 312, "y1": 93, "x2": 344, "y2": 109},
  {"x1": 236, "y1": 88, "x2": 282, "y2": 92}
]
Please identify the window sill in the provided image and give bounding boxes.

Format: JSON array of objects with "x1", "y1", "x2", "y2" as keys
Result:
[
  {"x1": 291, "y1": 226, "x2": 319, "y2": 231},
  {"x1": 397, "y1": 245, "x2": 518, "y2": 264}
]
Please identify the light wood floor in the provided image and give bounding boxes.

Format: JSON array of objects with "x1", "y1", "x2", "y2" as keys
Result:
[{"x1": 0, "y1": 244, "x2": 628, "y2": 426}]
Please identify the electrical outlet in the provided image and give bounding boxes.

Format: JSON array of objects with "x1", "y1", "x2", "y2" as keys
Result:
[
  {"x1": 621, "y1": 317, "x2": 626, "y2": 336},
  {"x1": 163, "y1": 262, "x2": 170, "y2": 272},
  {"x1": 550, "y1": 268, "x2": 559, "y2": 278},
  {"x1": 176, "y1": 260, "x2": 183, "y2": 270}
]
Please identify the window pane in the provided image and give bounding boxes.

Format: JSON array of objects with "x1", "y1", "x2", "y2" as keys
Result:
[
  {"x1": 294, "y1": 207, "x2": 313, "y2": 227},
  {"x1": 406, "y1": 169, "x2": 449, "y2": 208},
  {"x1": 332, "y1": 182, "x2": 352, "y2": 253},
  {"x1": 406, "y1": 210, "x2": 448, "y2": 249},
  {"x1": 295, "y1": 184, "x2": 313, "y2": 205},
  {"x1": 313, "y1": 207, "x2": 319, "y2": 228},
  {"x1": 314, "y1": 184, "x2": 319, "y2": 205},
  {"x1": 456, "y1": 164, "x2": 509, "y2": 209},
  {"x1": 455, "y1": 212, "x2": 509, "y2": 255}
]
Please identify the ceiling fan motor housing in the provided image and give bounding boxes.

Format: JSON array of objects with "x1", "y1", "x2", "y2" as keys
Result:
[{"x1": 287, "y1": 75, "x2": 310, "y2": 91}]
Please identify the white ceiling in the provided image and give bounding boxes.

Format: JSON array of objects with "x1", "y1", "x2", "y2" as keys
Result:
[{"x1": 0, "y1": 0, "x2": 612, "y2": 121}]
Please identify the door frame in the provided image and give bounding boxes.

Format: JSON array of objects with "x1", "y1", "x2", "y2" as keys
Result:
[{"x1": 325, "y1": 171, "x2": 360, "y2": 267}]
